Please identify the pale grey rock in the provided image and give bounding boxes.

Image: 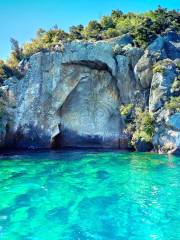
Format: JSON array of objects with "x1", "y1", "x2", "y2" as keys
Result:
[
  {"x1": 125, "y1": 47, "x2": 143, "y2": 68},
  {"x1": 135, "y1": 32, "x2": 180, "y2": 90},
  {"x1": 116, "y1": 55, "x2": 137, "y2": 103},
  {"x1": 153, "y1": 128, "x2": 180, "y2": 153},
  {"x1": 0, "y1": 35, "x2": 137, "y2": 149},
  {"x1": 0, "y1": 84, "x2": 16, "y2": 148},
  {"x1": 134, "y1": 37, "x2": 166, "y2": 89},
  {"x1": 61, "y1": 34, "x2": 133, "y2": 76},
  {"x1": 58, "y1": 64, "x2": 121, "y2": 148},
  {"x1": 166, "y1": 113, "x2": 180, "y2": 131},
  {"x1": 153, "y1": 111, "x2": 180, "y2": 155},
  {"x1": 149, "y1": 60, "x2": 177, "y2": 112},
  {"x1": 0, "y1": 33, "x2": 179, "y2": 152},
  {"x1": 135, "y1": 53, "x2": 153, "y2": 89},
  {"x1": 1, "y1": 37, "x2": 130, "y2": 149}
]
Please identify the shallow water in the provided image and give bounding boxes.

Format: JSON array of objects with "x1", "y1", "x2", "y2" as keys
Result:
[{"x1": 0, "y1": 150, "x2": 179, "y2": 240}]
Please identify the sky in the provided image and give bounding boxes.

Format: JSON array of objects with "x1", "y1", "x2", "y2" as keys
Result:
[{"x1": 0, "y1": 0, "x2": 179, "y2": 60}]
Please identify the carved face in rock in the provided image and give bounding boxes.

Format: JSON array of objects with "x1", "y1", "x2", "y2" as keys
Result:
[{"x1": 55, "y1": 64, "x2": 121, "y2": 148}]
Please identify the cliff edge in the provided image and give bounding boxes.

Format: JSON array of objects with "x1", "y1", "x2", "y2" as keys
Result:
[{"x1": 0, "y1": 32, "x2": 180, "y2": 154}]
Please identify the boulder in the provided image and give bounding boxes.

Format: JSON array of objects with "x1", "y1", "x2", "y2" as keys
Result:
[{"x1": 153, "y1": 127, "x2": 180, "y2": 155}]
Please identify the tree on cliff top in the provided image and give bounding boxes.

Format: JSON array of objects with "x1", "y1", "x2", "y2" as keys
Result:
[{"x1": 0, "y1": 6, "x2": 179, "y2": 82}]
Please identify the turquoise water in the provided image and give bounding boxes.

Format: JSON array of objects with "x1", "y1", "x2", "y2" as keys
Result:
[{"x1": 0, "y1": 150, "x2": 179, "y2": 240}]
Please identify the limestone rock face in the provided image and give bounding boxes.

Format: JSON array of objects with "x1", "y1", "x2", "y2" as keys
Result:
[
  {"x1": 135, "y1": 52, "x2": 154, "y2": 89},
  {"x1": 58, "y1": 65, "x2": 121, "y2": 148},
  {"x1": 1, "y1": 32, "x2": 180, "y2": 153},
  {"x1": 149, "y1": 60, "x2": 177, "y2": 112},
  {"x1": 166, "y1": 113, "x2": 180, "y2": 131},
  {"x1": 135, "y1": 32, "x2": 180, "y2": 90},
  {"x1": 2, "y1": 35, "x2": 138, "y2": 149},
  {"x1": 153, "y1": 127, "x2": 180, "y2": 155}
]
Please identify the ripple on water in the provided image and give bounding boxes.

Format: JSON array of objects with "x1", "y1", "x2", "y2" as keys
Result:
[{"x1": 0, "y1": 151, "x2": 179, "y2": 240}]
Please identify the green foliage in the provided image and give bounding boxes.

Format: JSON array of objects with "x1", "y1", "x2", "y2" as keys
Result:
[
  {"x1": 10, "y1": 38, "x2": 23, "y2": 62},
  {"x1": 83, "y1": 20, "x2": 102, "y2": 40},
  {"x1": 153, "y1": 64, "x2": 165, "y2": 74},
  {"x1": 111, "y1": 10, "x2": 123, "y2": 21},
  {"x1": 69, "y1": 25, "x2": 84, "y2": 40},
  {"x1": 173, "y1": 79, "x2": 180, "y2": 89},
  {"x1": 104, "y1": 28, "x2": 119, "y2": 39},
  {"x1": 3, "y1": 38, "x2": 23, "y2": 79},
  {"x1": 153, "y1": 60, "x2": 173, "y2": 74},
  {"x1": 23, "y1": 27, "x2": 69, "y2": 58},
  {"x1": 132, "y1": 108, "x2": 155, "y2": 144},
  {"x1": 172, "y1": 77, "x2": 180, "y2": 92},
  {"x1": 1, "y1": 7, "x2": 179, "y2": 82},
  {"x1": 0, "y1": 60, "x2": 14, "y2": 84},
  {"x1": 165, "y1": 97, "x2": 180, "y2": 111},
  {"x1": 120, "y1": 104, "x2": 133, "y2": 116},
  {"x1": 152, "y1": 7, "x2": 180, "y2": 33},
  {"x1": 100, "y1": 16, "x2": 115, "y2": 30},
  {"x1": 133, "y1": 18, "x2": 156, "y2": 48}
]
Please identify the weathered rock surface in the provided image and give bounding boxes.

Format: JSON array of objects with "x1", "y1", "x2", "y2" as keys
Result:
[
  {"x1": 166, "y1": 113, "x2": 180, "y2": 131},
  {"x1": 1, "y1": 35, "x2": 135, "y2": 149},
  {"x1": 0, "y1": 32, "x2": 180, "y2": 154},
  {"x1": 135, "y1": 32, "x2": 180, "y2": 90},
  {"x1": 149, "y1": 60, "x2": 177, "y2": 112}
]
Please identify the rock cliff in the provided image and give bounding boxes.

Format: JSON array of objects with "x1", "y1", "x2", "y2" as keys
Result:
[{"x1": 0, "y1": 32, "x2": 180, "y2": 154}]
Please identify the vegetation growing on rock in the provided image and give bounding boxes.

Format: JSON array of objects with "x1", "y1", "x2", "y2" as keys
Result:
[
  {"x1": 131, "y1": 108, "x2": 155, "y2": 146},
  {"x1": 0, "y1": 6, "x2": 179, "y2": 84},
  {"x1": 172, "y1": 77, "x2": 180, "y2": 92},
  {"x1": 0, "y1": 60, "x2": 14, "y2": 84},
  {"x1": 119, "y1": 104, "x2": 133, "y2": 116},
  {"x1": 165, "y1": 96, "x2": 180, "y2": 112},
  {"x1": 153, "y1": 63, "x2": 165, "y2": 74}
]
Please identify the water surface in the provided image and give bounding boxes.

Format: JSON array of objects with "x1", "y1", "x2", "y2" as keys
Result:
[{"x1": 0, "y1": 150, "x2": 179, "y2": 240}]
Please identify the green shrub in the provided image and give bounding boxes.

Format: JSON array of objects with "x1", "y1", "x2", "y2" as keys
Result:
[
  {"x1": 132, "y1": 108, "x2": 155, "y2": 144},
  {"x1": 0, "y1": 60, "x2": 14, "y2": 84},
  {"x1": 172, "y1": 77, "x2": 180, "y2": 91},
  {"x1": 69, "y1": 25, "x2": 84, "y2": 40},
  {"x1": 83, "y1": 20, "x2": 102, "y2": 40},
  {"x1": 1, "y1": 7, "x2": 180, "y2": 81},
  {"x1": 165, "y1": 96, "x2": 180, "y2": 111},
  {"x1": 132, "y1": 130, "x2": 152, "y2": 143},
  {"x1": 176, "y1": 62, "x2": 180, "y2": 70},
  {"x1": 104, "y1": 28, "x2": 119, "y2": 39},
  {"x1": 120, "y1": 103, "x2": 133, "y2": 116},
  {"x1": 153, "y1": 64, "x2": 165, "y2": 74},
  {"x1": 100, "y1": 16, "x2": 115, "y2": 30}
]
